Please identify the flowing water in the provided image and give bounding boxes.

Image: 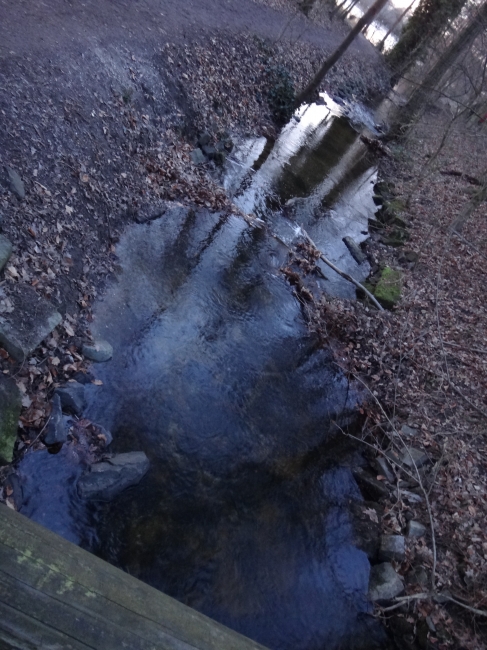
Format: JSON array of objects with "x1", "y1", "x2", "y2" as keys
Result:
[{"x1": 17, "y1": 95, "x2": 390, "y2": 650}]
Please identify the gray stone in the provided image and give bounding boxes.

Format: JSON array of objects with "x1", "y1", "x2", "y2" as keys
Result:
[
  {"x1": 379, "y1": 535, "x2": 406, "y2": 563},
  {"x1": 401, "y1": 489, "x2": 423, "y2": 504},
  {"x1": 400, "y1": 424, "x2": 418, "y2": 437},
  {"x1": 82, "y1": 339, "x2": 113, "y2": 363},
  {"x1": 197, "y1": 132, "x2": 211, "y2": 147},
  {"x1": 55, "y1": 381, "x2": 86, "y2": 416},
  {"x1": 202, "y1": 145, "x2": 217, "y2": 158},
  {"x1": 0, "y1": 376, "x2": 21, "y2": 464},
  {"x1": 406, "y1": 520, "x2": 426, "y2": 538},
  {"x1": 0, "y1": 285, "x2": 62, "y2": 360},
  {"x1": 343, "y1": 236, "x2": 367, "y2": 264},
  {"x1": 5, "y1": 166, "x2": 25, "y2": 199},
  {"x1": 372, "y1": 456, "x2": 395, "y2": 482},
  {"x1": 77, "y1": 451, "x2": 150, "y2": 501},
  {"x1": 190, "y1": 148, "x2": 206, "y2": 165},
  {"x1": 401, "y1": 447, "x2": 429, "y2": 469},
  {"x1": 369, "y1": 562, "x2": 404, "y2": 602},
  {"x1": 0, "y1": 235, "x2": 13, "y2": 272},
  {"x1": 352, "y1": 467, "x2": 390, "y2": 501},
  {"x1": 44, "y1": 394, "x2": 67, "y2": 447},
  {"x1": 93, "y1": 424, "x2": 113, "y2": 447}
]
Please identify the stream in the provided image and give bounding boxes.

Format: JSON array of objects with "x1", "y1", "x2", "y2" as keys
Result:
[{"x1": 17, "y1": 95, "x2": 390, "y2": 650}]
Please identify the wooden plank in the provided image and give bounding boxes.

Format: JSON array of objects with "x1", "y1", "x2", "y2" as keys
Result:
[
  {"x1": 0, "y1": 505, "x2": 267, "y2": 650},
  {"x1": 0, "y1": 599, "x2": 90, "y2": 650}
]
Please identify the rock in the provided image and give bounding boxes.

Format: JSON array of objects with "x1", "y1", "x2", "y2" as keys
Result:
[
  {"x1": 401, "y1": 447, "x2": 429, "y2": 469},
  {"x1": 72, "y1": 371, "x2": 94, "y2": 385},
  {"x1": 352, "y1": 467, "x2": 390, "y2": 501},
  {"x1": 374, "y1": 267, "x2": 401, "y2": 309},
  {"x1": 372, "y1": 194, "x2": 384, "y2": 206},
  {"x1": 197, "y1": 132, "x2": 211, "y2": 147},
  {"x1": 55, "y1": 381, "x2": 86, "y2": 416},
  {"x1": 82, "y1": 339, "x2": 113, "y2": 362},
  {"x1": 400, "y1": 424, "x2": 418, "y2": 438},
  {"x1": 202, "y1": 144, "x2": 217, "y2": 159},
  {"x1": 190, "y1": 148, "x2": 206, "y2": 165},
  {"x1": 372, "y1": 456, "x2": 395, "y2": 482},
  {"x1": 77, "y1": 451, "x2": 150, "y2": 501},
  {"x1": 379, "y1": 535, "x2": 406, "y2": 563},
  {"x1": 0, "y1": 376, "x2": 22, "y2": 464},
  {"x1": 4, "y1": 166, "x2": 25, "y2": 199},
  {"x1": 351, "y1": 500, "x2": 383, "y2": 561},
  {"x1": 401, "y1": 250, "x2": 419, "y2": 264},
  {"x1": 212, "y1": 151, "x2": 226, "y2": 166},
  {"x1": 44, "y1": 394, "x2": 67, "y2": 447},
  {"x1": 0, "y1": 235, "x2": 13, "y2": 272},
  {"x1": 134, "y1": 200, "x2": 167, "y2": 224},
  {"x1": 0, "y1": 285, "x2": 62, "y2": 360},
  {"x1": 401, "y1": 489, "x2": 423, "y2": 504},
  {"x1": 407, "y1": 520, "x2": 426, "y2": 538},
  {"x1": 92, "y1": 424, "x2": 113, "y2": 447},
  {"x1": 343, "y1": 236, "x2": 367, "y2": 264},
  {"x1": 369, "y1": 562, "x2": 404, "y2": 602}
]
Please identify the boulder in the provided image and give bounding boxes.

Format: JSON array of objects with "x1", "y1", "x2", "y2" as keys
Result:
[
  {"x1": 406, "y1": 520, "x2": 426, "y2": 538},
  {"x1": 379, "y1": 535, "x2": 406, "y2": 563},
  {"x1": 369, "y1": 562, "x2": 404, "y2": 602},
  {"x1": 0, "y1": 376, "x2": 22, "y2": 464},
  {"x1": 77, "y1": 451, "x2": 150, "y2": 501},
  {"x1": 55, "y1": 381, "x2": 86, "y2": 416},
  {"x1": 82, "y1": 339, "x2": 113, "y2": 362},
  {"x1": 44, "y1": 394, "x2": 67, "y2": 447},
  {"x1": 0, "y1": 235, "x2": 13, "y2": 272},
  {"x1": 0, "y1": 285, "x2": 62, "y2": 360}
]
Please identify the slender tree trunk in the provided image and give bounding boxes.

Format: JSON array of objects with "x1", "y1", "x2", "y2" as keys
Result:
[
  {"x1": 294, "y1": 0, "x2": 389, "y2": 108},
  {"x1": 402, "y1": 1, "x2": 487, "y2": 124},
  {"x1": 378, "y1": 0, "x2": 415, "y2": 52}
]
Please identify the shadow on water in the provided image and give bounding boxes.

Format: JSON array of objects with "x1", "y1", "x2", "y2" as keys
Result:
[{"x1": 18, "y1": 95, "x2": 391, "y2": 649}]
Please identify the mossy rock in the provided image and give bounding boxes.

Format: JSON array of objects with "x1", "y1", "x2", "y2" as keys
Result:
[
  {"x1": 0, "y1": 376, "x2": 21, "y2": 464},
  {"x1": 374, "y1": 267, "x2": 401, "y2": 309}
]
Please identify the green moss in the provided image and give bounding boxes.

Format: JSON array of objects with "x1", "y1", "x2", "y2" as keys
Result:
[
  {"x1": 374, "y1": 267, "x2": 401, "y2": 309},
  {"x1": 0, "y1": 377, "x2": 21, "y2": 464}
]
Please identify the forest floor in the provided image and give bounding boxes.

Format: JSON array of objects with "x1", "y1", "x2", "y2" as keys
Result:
[{"x1": 1, "y1": 0, "x2": 486, "y2": 648}]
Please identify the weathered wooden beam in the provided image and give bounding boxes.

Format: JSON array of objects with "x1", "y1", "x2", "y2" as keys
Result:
[{"x1": 0, "y1": 504, "x2": 268, "y2": 650}]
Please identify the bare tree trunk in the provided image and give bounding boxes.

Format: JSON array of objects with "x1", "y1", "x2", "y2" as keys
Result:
[
  {"x1": 378, "y1": 0, "x2": 415, "y2": 52},
  {"x1": 401, "y1": 1, "x2": 487, "y2": 125},
  {"x1": 294, "y1": 0, "x2": 389, "y2": 108}
]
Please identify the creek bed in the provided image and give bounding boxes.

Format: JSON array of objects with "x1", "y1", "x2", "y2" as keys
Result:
[{"x1": 17, "y1": 95, "x2": 389, "y2": 650}]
